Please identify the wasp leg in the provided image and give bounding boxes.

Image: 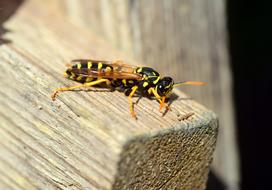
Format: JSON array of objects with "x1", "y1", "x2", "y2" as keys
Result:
[
  {"x1": 135, "y1": 95, "x2": 143, "y2": 104},
  {"x1": 148, "y1": 87, "x2": 171, "y2": 112},
  {"x1": 51, "y1": 79, "x2": 111, "y2": 100},
  {"x1": 128, "y1": 86, "x2": 138, "y2": 118}
]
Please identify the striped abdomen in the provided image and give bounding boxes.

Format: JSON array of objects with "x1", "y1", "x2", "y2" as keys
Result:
[{"x1": 65, "y1": 60, "x2": 113, "y2": 83}]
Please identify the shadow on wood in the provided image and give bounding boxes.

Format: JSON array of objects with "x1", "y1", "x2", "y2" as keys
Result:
[
  {"x1": 0, "y1": 0, "x2": 24, "y2": 44},
  {"x1": 206, "y1": 170, "x2": 227, "y2": 190}
]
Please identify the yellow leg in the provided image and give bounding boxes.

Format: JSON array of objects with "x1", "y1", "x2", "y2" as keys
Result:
[
  {"x1": 128, "y1": 86, "x2": 138, "y2": 118},
  {"x1": 51, "y1": 79, "x2": 111, "y2": 100},
  {"x1": 148, "y1": 88, "x2": 170, "y2": 112},
  {"x1": 159, "y1": 96, "x2": 166, "y2": 111}
]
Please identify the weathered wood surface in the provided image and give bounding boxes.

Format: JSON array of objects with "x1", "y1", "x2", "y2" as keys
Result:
[
  {"x1": 49, "y1": 0, "x2": 239, "y2": 189},
  {"x1": 0, "y1": 1, "x2": 218, "y2": 189}
]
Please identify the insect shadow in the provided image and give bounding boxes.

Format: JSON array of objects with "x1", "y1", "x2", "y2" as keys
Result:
[
  {"x1": 161, "y1": 92, "x2": 193, "y2": 117},
  {"x1": 75, "y1": 87, "x2": 193, "y2": 117},
  {"x1": 133, "y1": 91, "x2": 192, "y2": 117}
]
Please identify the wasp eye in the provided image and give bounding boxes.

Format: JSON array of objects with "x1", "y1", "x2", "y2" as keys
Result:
[
  {"x1": 158, "y1": 84, "x2": 163, "y2": 90},
  {"x1": 156, "y1": 77, "x2": 174, "y2": 96}
]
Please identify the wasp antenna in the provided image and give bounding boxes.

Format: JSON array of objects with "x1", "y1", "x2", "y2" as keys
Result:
[{"x1": 173, "y1": 81, "x2": 206, "y2": 87}]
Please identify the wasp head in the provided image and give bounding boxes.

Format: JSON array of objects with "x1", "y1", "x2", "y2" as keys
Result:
[{"x1": 156, "y1": 77, "x2": 174, "y2": 97}]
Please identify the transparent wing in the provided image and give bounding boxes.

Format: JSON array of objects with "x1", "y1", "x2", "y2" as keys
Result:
[{"x1": 69, "y1": 59, "x2": 142, "y2": 80}]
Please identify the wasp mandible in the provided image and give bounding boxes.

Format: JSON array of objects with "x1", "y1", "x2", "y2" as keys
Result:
[{"x1": 51, "y1": 59, "x2": 205, "y2": 118}]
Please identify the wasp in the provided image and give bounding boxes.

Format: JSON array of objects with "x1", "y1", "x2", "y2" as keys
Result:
[{"x1": 51, "y1": 59, "x2": 205, "y2": 118}]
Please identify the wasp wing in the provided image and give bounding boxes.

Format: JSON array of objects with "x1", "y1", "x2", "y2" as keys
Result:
[
  {"x1": 71, "y1": 69, "x2": 142, "y2": 80},
  {"x1": 71, "y1": 59, "x2": 138, "y2": 72},
  {"x1": 70, "y1": 59, "x2": 142, "y2": 80}
]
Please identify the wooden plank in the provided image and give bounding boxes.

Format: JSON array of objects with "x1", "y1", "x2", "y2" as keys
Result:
[
  {"x1": 0, "y1": 0, "x2": 218, "y2": 189},
  {"x1": 53, "y1": 0, "x2": 239, "y2": 189}
]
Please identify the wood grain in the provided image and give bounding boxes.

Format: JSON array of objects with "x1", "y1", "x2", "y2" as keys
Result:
[
  {"x1": 50, "y1": 0, "x2": 239, "y2": 189},
  {"x1": 0, "y1": 1, "x2": 218, "y2": 189}
]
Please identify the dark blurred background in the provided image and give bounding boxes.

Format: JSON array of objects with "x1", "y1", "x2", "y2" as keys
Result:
[{"x1": 227, "y1": 0, "x2": 272, "y2": 189}]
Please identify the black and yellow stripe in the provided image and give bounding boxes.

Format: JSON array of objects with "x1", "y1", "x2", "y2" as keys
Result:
[{"x1": 67, "y1": 61, "x2": 113, "y2": 83}]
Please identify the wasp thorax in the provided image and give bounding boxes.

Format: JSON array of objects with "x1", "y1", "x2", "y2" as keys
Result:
[{"x1": 156, "y1": 77, "x2": 174, "y2": 97}]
